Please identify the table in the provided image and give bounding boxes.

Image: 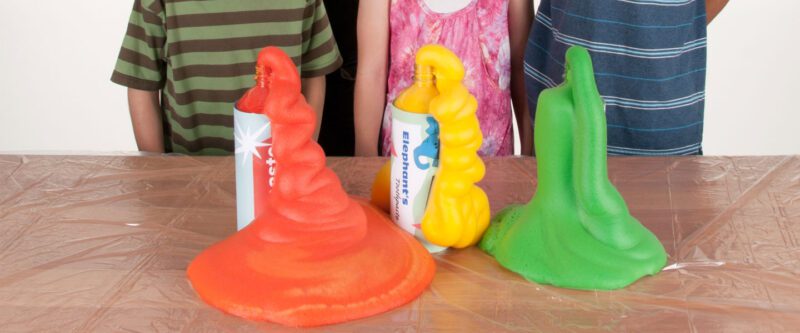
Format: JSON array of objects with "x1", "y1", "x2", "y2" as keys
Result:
[{"x1": 1, "y1": 155, "x2": 798, "y2": 332}]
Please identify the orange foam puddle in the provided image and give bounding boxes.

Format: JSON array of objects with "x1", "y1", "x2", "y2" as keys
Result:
[{"x1": 188, "y1": 199, "x2": 434, "y2": 327}]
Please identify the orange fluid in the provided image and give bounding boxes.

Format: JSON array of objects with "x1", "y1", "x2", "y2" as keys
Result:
[{"x1": 236, "y1": 62, "x2": 271, "y2": 113}]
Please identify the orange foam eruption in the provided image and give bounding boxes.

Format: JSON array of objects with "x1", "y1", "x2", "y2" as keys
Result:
[{"x1": 187, "y1": 47, "x2": 436, "y2": 327}]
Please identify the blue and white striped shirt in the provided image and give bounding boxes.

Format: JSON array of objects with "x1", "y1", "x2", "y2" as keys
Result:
[{"x1": 525, "y1": 0, "x2": 707, "y2": 156}]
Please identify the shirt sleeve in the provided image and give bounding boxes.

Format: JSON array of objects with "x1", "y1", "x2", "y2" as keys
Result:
[
  {"x1": 300, "y1": 0, "x2": 343, "y2": 78},
  {"x1": 110, "y1": 0, "x2": 167, "y2": 91}
]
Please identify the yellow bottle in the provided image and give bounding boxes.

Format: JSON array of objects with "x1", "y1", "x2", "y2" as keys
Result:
[
  {"x1": 388, "y1": 64, "x2": 446, "y2": 252},
  {"x1": 373, "y1": 45, "x2": 489, "y2": 250},
  {"x1": 371, "y1": 65, "x2": 438, "y2": 214},
  {"x1": 417, "y1": 45, "x2": 490, "y2": 249}
]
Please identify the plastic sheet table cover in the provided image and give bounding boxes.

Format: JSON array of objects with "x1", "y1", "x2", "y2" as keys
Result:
[{"x1": 1, "y1": 155, "x2": 799, "y2": 332}]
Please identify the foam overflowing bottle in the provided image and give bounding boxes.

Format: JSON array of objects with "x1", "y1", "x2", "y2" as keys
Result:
[
  {"x1": 234, "y1": 50, "x2": 275, "y2": 230},
  {"x1": 380, "y1": 44, "x2": 490, "y2": 251},
  {"x1": 187, "y1": 47, "x2": 435, "y2": 327},
  {"x1": 416, "y1": 45, "x2": 490, "y2": 249}
]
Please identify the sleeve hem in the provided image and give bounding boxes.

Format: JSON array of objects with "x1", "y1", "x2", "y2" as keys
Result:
[
  {"x1": 111, "y1": 71, "x2": 163, "y2": 91},
  {"x1": 300, "y1": 56, "x2": 343, "y2": 78}
]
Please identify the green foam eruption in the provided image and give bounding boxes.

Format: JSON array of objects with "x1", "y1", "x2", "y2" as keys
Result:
[{"x1": 479, "y1": 46, "x2": 667, "y2": 290}]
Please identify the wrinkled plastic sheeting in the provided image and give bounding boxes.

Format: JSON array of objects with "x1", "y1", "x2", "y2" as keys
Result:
[{"x1": 0, "y1": 155, "x2": 799, "y2": 332}]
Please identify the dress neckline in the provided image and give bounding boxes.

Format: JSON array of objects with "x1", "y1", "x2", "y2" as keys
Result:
[{"x1": 417, "y1": 0, "x2": 478, "y2": 18}]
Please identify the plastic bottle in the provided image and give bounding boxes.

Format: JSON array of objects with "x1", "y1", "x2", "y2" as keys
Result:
[
  {"x1": 389, "y1": 64, "x2": 446, "y2": 252},
  {"x1": 187, "y1": 47, "x2": 435, "y2": 327},
  {"x1": 234, "y1": 50, "x2": 275, "y2": 230}
]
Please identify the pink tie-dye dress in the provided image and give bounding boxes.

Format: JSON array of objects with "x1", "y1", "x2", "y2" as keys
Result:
[{"x1": 382, "y1": 0, "x2": 513, "y2": 156}]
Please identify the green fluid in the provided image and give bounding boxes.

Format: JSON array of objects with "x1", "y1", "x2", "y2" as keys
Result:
[{"x1": 479, "y1": 46, "x2": 667, "y2": 290}]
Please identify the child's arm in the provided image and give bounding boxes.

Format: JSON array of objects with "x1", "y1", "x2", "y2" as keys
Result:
[
  {"x1": 127, "y1": 88, "x2": 165, "y2": 153},
  {"x1": 354, "y1": 0, "x2": 390, "y2": 156},
  {"x1": 706, "y1": 0, "x2": 729, "y2": 24},
  {"x1": 302, "y1": 76, "x2": 327, "y2": 140},
  {"x1": 509, "y1": 0, "x2": 535, "y2": 155},
  {"x1": 298, "y1": 0, "x2": 341, "y2": 142},
  {"x1": 111, "y1": 0, "x2": 167, "y2": 153}
]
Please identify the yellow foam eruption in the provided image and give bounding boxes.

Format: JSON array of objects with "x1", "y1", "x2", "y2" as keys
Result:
[{"x1": 416, "y1": 45, "x2": 490, "y2": 248}]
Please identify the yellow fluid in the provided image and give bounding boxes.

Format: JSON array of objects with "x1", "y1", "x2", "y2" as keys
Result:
[
  {"x1": 417, "y1": 45, "x2": 490, "y2": 249},
  {"x1": 370, "y1": 65, "x2": 438, "y2": 212},
  {"x1": 370, "y1": 161, "x2": 392, "y2": 213},
  {"x1": 393, "y1": 65, "x2": 438, "y2": 113}
]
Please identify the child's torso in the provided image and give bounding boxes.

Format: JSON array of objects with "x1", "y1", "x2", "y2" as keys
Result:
[
  {"x1": 383, "y1": 0, "x2": 513, "y2": 156},
  {"x1": 156, "y1": 0, "x2": 318, "y2": 154},
  {"x1": 525, "y1": 0, "x2": 708, "y2": 156}
]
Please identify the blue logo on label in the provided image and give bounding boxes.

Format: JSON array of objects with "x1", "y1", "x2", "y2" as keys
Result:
[{"x1": 414, "y1": 117, "x2": 440, "y2": 170}]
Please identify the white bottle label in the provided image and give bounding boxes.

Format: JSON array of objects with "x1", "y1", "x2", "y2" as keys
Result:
[
  {"x1": 233, "y1": 107, "x2": 273, "y2": 231},
  {"x1": 390, "y1": 105, "x2": 439, "y2": 239}
]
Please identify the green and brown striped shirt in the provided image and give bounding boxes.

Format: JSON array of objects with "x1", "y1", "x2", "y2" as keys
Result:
[{"x1": 111, "y1": 0, "x2": 342, "y2": 155}]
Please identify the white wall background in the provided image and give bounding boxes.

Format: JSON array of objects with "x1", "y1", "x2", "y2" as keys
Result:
[
  {"x1": 0, "y1": 1, "x2": 797, "y2": 155},
  {"x1": 0, "y1": 1, "x2": 136, "y2": 153},
  {"x1": 704, "y1": 1, "x2": 800, "y2": 155}
]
